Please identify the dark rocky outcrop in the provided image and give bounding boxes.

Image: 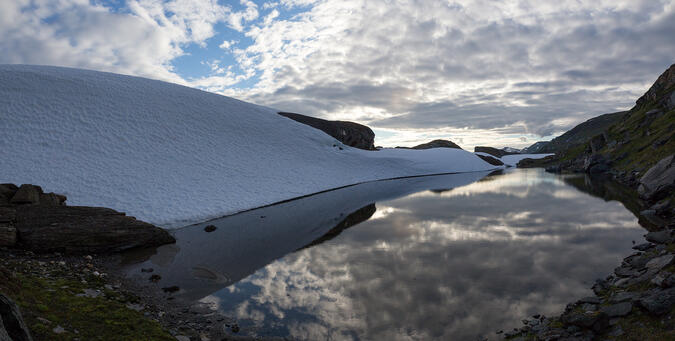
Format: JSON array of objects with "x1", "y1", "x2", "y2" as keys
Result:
[
  {"x1": 476, "y1": 154, "x2": 504, "y2": 166},
  {"x1": 0, "y1": 183, "x2": 175, "y2": 254},
  {"x1": 474, "y1": 146, "x2": 518, "y2": 158},
  {"x1": 522, "y1": 111, "x2": 625, "y2": 154},
  {"x1": 411, "y1": 139, "x2": 462, "y2": 150},
  {"x1": 278, "y1": 112, "x2": 375, "y2": 150},
  {"x1": 0, "y1": 294, "x2": 32, "y2": 341},
  {"x1": 14, "y1": 205, "x2": 175, "y2": 254},
  {"x1": 10, "y1": 185, "x2": 42, "y2": 205}
]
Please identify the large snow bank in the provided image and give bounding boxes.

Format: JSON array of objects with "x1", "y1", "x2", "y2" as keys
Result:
[{"x1": 0, "y1": 65, "x2": 500, "y2": 227}]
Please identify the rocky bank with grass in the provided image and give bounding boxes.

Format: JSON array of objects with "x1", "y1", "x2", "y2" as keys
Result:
[{"x1": 505, "y1": 65, "x2": 675, "y2": 340}]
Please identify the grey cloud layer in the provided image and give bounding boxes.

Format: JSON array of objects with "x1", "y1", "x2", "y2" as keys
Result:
[
  {"x1": 1, "y1": 0, "x2": 674, "y2": 145},
  {"x1": 237, "y1": 0, "x2": 675, "y2": 139}
]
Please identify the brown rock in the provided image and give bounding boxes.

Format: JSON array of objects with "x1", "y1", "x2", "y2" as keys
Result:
[
  {"x1": 279, "y1": 112, "x2": 375, "y2": 150},
  {"x1": 411, "y1": 139, "x2": 462, "y2": 150},
  {"x1": 10, "y1": 184, "x2": 42, "y2": 205},
  {"x1": 14, "y1": 205, "x2": 175, "y2": 254}
]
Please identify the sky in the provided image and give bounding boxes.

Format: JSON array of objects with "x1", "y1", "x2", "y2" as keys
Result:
[{"x1": 1, "y1": 0, "x2": 673, "y2": 149}]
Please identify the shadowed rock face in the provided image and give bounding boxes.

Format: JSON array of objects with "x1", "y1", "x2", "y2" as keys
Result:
[
  {"x1": 279, "y1": 112, "x2": 375, "y2": 150},
  {"x1": 14, "y1": 206, "x2": 175, "y2": 254},
  {"x1": 0, "y1": 183, "x2": 175, "y2": 254},
  {"x1": 411, "y1": 139, "x2": 462, "y2": 150},
  {"x1": 476, "y1": 154, "x2": 504, "y2": 166}
]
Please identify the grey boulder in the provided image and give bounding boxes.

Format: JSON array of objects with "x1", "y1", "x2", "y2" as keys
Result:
[{"x1": 638, "y1": 154, "x2": 675, "y2": 201}]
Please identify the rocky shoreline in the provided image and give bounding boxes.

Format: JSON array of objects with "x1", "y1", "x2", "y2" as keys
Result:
[
  {"x1": 503, "y1": 226, "x2": 675, "y2": 340},
  {"x1": 0, "y1": 182, "x2": 291, "y2": 341}
]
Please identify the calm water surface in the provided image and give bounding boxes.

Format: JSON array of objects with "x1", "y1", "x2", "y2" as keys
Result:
[{"x1": 123, "y1": 169, "x2": 646, "y2": 340}]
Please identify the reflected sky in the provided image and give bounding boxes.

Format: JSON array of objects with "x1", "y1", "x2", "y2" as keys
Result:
[{"x1": 203, "y1": 169, "x2": 644, "y2": 340}]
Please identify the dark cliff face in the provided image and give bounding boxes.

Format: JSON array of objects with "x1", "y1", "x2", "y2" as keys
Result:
[
  {"x1": 278, "y1": 112, "x2": 376, "y2": 150},
  {"x1": 473, "y1": 146, "x2": 519, "y2": 158}
]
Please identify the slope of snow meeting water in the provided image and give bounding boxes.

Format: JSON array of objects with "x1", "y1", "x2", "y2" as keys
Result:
[{"x1": 0, "y1": 65, "x2": 529, "y2": 227}]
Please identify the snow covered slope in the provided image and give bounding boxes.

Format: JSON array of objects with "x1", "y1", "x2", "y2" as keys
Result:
[{"x1": 1, "y1": 65, "x2": 499, "y2": 227}]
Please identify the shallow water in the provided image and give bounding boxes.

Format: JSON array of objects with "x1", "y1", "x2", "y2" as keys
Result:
[{"x1": 122, "y1": 168, "x2": 646, "y2": 340}]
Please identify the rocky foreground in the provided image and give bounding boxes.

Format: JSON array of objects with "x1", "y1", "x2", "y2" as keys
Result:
[{"x1": 0, "y1": 183, "x2": 183, "y2": 340}]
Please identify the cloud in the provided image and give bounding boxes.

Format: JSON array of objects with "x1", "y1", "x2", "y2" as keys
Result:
[
  {"x1": 225, "y1": 0, "x2": 675, "y2": 146},
  {"x1": 1, "y1": 0, "x2": 673, "y2": 148}
]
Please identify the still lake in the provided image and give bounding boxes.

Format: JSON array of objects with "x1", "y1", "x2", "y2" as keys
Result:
[{"x1": 123, "y1": 168, "x2": 646, "y2": 340}]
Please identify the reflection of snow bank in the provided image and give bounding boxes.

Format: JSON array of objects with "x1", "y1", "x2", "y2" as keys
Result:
[
  {"x1": 0, "y1": 65, "x2": 498, "y2": 227},
  {"x1": 122, "y1": 171, "x2": 491, "y2": 301}
]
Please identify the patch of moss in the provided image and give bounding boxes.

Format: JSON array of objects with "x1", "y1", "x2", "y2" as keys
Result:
[{"x1": 0, "y1": 267, "x2": 173, "y2": 341}]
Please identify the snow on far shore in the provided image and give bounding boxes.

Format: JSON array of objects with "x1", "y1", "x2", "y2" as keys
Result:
[{"x1": 0, "y1": 65, "x2": 549, "y2": 228}]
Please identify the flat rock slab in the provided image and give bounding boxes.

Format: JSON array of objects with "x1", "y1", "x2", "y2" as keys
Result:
[
  {"x1": 646, "y1": 254, "x2": 675, "y2": 272},
  {"x1": 15, "y1": 205, "x2": 175, "y2": 254},
  {"x1": 639, "y1": 287, "x2": 675, "y2": 315},
  {"x1": 600, "y1": 302, "x2": 633, "y2": 317},
  {"x1": 645, "y1": 230, "x2": 673, "y2": 244}
]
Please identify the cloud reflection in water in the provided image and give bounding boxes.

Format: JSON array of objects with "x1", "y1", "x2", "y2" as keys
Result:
[{"x1": 210, "y1": 170, "x2": 645, "y2": 340}]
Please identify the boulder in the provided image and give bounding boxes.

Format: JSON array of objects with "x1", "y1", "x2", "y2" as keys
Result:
[
  {"x1": 638, "y1": 154, "x2": 675, "y2": 201},
  {"x1": 278, "y1": 112, "x2": 375, "y2": 150},
  {"x1": 638, "y1": 287, "x2": 675, "y2": 315},
  {"x1": 600, "y1": 302, "x2": 632, "y2": 317},
  {"x1": 10, "y1": 184, "x2": 42, "y2": 205},
  {"x1": 411, "y1": 139, "x2": 462, "y2": 150},
  {"x1": 14, "y1": 205, "x2": 175, "y2": 254},
  {"x1": 0, "y1": 294, "x2": 32, "y2": 341}
]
